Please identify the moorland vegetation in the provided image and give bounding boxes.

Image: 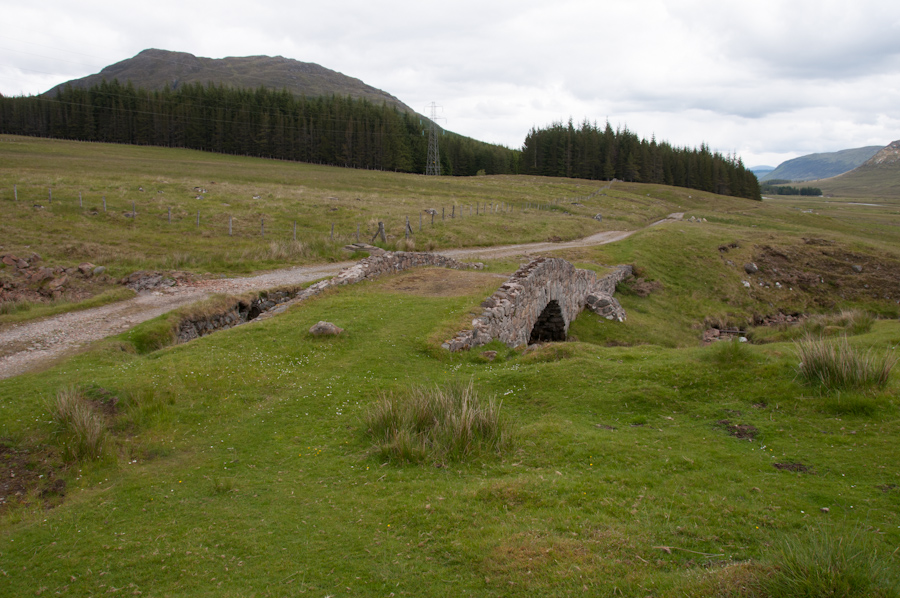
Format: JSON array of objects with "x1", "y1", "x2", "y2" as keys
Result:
[{"x1": 0, "y1": 136, "x2": 898, "y2": 597}]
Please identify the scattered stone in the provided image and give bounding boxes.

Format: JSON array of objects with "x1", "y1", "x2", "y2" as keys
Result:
[
  {"x1": 30, "y1": 268, "x2": 54, "y2": 283},
  {"x1": 481, "y1": 350, "x2": 498, "y2": 361},
  {"x1": 309, "y1": 321, "x2": 344, "y2": 336},
  {"x1": 92, "y1": 266, "x2": 107, "y2": 277},
  {"x1": 78, "y1": 262, "x2": 96, "y2": 276},
  {"x1": 47, "y1": 275, "x2": 68, "y2": 290},
  {"x1": 593, "y1": 213, "x2": 603, "y2": 221},
  {"x1": 744, "y1": 262, "x2": 759, "y2": 274},
  {"x1": 820, "y1": 507, "x2": 829, "y2": 513},
  {"x1": 851, "y1": 264, "x2": 863, "y2": 273}
]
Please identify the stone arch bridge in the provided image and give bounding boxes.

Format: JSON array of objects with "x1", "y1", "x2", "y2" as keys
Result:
[{"x1": 443, "y1": 257, "x2": 632, "y2": 351}]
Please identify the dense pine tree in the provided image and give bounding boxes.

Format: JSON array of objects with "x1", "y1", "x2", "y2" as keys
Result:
[
  {"x1": 0, "y1": 79, "x2": 519, "y2": 177},
  {"x1": 521, "y1": 120, "x2": 761, "y2": 200}
]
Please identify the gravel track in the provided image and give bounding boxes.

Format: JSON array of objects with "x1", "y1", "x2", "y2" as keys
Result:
[{"x1": 0, "y1": 215, "x2": 681, "y2": 380}]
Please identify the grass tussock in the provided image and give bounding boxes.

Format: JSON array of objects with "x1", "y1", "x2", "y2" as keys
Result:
[
  {"x1": 796, "y1": 336, "x2": 896, "y2": 392},
  {"x1": 706, "y1": 338, "x2": 754, "y2": 366},
  {"x1": 753, "y1": 310, "x2": 876, "y2": 344},
  {"x1": 363, "y1": 379, "x2": 513, "y2": 464},
  {"x1": 49, "y1": 387, "x2": 107, "y2": 462},
  {"x1": 759, "y1": 525, "x2": 900, "y2": 598},
  {"x1": 0, "y1": 298, "x2": 32, "y2": 316},
  {"x1": 806, "y1": 309, "x2": 875, "y2": 336}
]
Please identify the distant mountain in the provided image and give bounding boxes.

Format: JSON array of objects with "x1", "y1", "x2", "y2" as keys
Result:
[
  {"x1": 761, "y1": 146, "x2": 883, "y2": 182},
  {"x1": 749, "y1": 165, "x2": 775, "y2": 177},
  {"x1": 44, "y1": 49, "x2": 415, "y2": 114},
  {"x1": 815, "y1": 140, "x2": 900, "y2": 198}
]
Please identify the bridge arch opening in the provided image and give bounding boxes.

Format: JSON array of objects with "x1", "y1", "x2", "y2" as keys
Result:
[{"x1": 529, "y1": 300, "x2": 566, "y2": 344}]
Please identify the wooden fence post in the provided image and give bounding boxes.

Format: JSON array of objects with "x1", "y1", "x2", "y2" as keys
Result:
[
  {"x1": 293, "y1": 221, "x2": 297, "y2": 241},
  {"x1": 103, "y1": 196, "x2": 106, "y2": 212},
  {"x1": 168, "y1": 206, "x2": 171, "y2": 223},
  {"x1": 371, "y1": 221, "x2": 386, "y2": 244},
  {"x1": 229, "y1": 216, "x2": 232, "y2": 236},
  {"x1": 261, "y1": 218, "x2": 265, "y2": 237},
  {"x1": 49, "y1": 188, "x2": 52, "y2": 204},
  {"x1": 79, "y1": 191, "x2": 82, "y2": 208},
  {"x1": 13, "y1": 184, "x2": 17, "y2": 201},
  {"x1": 197, "y1": 210, "x2": 200, "y2": 228}
]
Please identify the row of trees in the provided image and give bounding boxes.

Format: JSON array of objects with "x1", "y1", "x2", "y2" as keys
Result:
[
  {"x1": 760, "y1": 184, "x2": 823, "y2": 196},
  {"x1": 0, "y1": 80, "x2": 520, "y2": 176},
  {"x1": 520, "y1": 120, "x2": 761, "y2": 200}
]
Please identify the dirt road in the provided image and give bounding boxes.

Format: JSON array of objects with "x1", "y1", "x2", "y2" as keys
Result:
[{"x1": 0, "y1": 215, "x2": 681, "y2": 380}]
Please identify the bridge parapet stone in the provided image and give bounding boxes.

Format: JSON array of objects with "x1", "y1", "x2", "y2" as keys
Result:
[{"x1": 442, "y1": 258, "x2": 632, "y2": 351}]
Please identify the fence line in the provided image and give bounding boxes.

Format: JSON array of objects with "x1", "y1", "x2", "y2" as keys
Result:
[{"x1": 4, "y1": 184, "x2": 580, "y2": 245}]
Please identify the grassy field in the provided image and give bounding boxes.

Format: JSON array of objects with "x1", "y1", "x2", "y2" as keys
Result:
[
  {"x1": 1, "y1": 135, "x2": 719, "y2": 276},
  {"x1": 1, "y1": 137, "x2": 899, "y2": 597}
]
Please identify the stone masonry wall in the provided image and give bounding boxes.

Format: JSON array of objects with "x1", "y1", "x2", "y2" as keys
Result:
[
  {"x1": 176, "y1": 251, "x2": 482, "y2": 343},
  {"x1": 442, "y1": 258, "x2": 632, "y2": 351}
]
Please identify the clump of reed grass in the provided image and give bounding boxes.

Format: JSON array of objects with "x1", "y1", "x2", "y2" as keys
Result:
[
  {"x1": 363, "y1": 379, "x2": 513, "y2": 464},
  {"x1": 796, "y1": 336, "x2": 896, "y2": 392},
  {"x1": 760, "y1": 524, "x2": 899, "y2": 598},
  {"x1": 707, "y1": 338, "x2": 754, "y2": 366},
  {"x1": 49, "y1": 387, "x2": 107, "y2": 461}
]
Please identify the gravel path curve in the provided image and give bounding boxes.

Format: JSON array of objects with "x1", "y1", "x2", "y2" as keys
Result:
[{"x1": 0, "y1": 214, "x2": 682, "y2": 380}]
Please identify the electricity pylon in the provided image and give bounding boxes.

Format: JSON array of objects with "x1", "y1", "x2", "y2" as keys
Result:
[{"x1": 425, "y1": 102, "x2": 444, "y2": 176}]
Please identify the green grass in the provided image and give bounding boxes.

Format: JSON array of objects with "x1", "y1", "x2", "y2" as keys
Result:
[
  {"x1": 2, "y1": 136, "x2": 900, "y2": 596},
  {"x1": 1, "y1": 267, "x2": 897, "y2": 596}
]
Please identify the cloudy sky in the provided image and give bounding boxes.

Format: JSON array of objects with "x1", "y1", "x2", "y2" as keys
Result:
[{"x1": 2, "y1": 0, "x2": 899, "y2": 167}]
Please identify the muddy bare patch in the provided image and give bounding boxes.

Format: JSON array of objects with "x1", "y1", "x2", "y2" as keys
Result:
[
  {"x1": 750, "y1": 242, "x2": 900, "y2": 306},
  {"x1": 774, "y1": 462, "x2": 812, "y2": 473},
  {"x1": 0, "y1": 440, "x2": 67, "y2": 513},
  {"x1": 716, "y1": 419, "x2": 758, "y2": 440}
]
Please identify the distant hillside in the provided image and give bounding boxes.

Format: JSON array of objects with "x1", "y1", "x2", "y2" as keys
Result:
[
  {"x1": 44, "y1": 49, "x2": 415, "y2": 114},
  {"x1": 749, "y1": 165, "x2": 774, "y2": 177},
  {"x1": 814, "y1": 140, "x2": 900, "y2": 198},
  {"x1": 762, "y1": 145, "x2": 882, "y2": 182}
]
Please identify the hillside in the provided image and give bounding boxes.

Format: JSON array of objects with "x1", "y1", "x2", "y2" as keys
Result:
[
  {"x1": 44, "y1": 48, "x2": 415, "y2": 114},
  {"x1": 762, "y1": 145, "x2": 882, "y2": 182},
  {"x1": 814, "y1": 140, "x2": 900, "y2": 198}
]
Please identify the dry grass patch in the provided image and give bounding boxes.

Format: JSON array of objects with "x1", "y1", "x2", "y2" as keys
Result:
[
  {"x1": 49, "y1": 387, "x2": 108, "y2": 462},
  {"x1": 377, "y1": 267, "x2": 503, "y2": 298}
]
